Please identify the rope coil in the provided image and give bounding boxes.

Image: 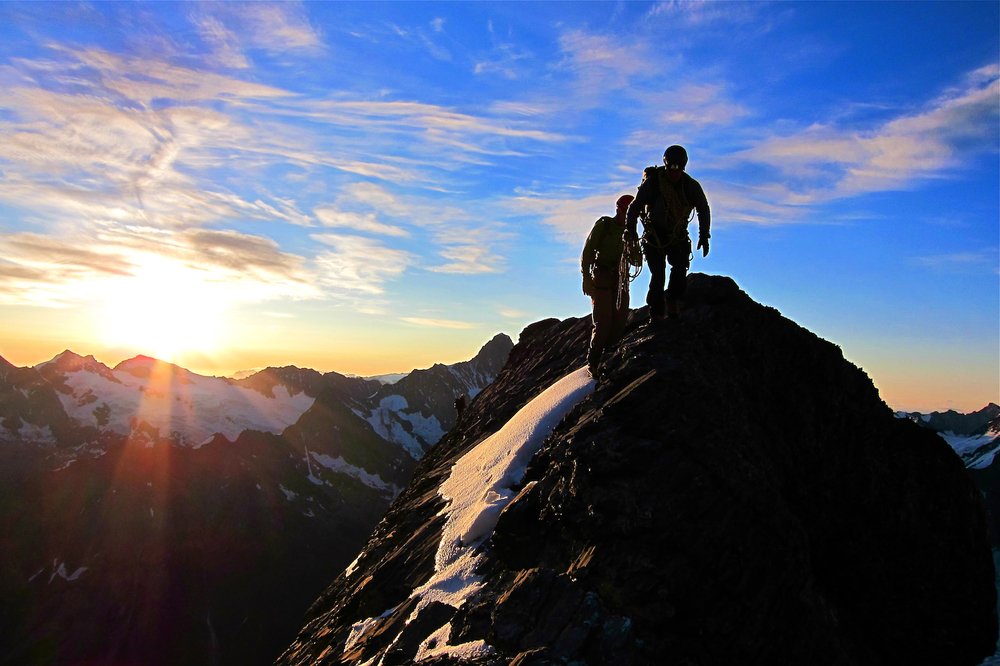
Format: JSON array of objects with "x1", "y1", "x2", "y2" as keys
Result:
[{"x1": 617, "y1": 234, "x2": 643, "y2": 310}]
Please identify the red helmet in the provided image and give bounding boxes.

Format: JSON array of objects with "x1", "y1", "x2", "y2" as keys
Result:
[{"x1": 616, "y1": 194, "x2": 634, "y2": 209}]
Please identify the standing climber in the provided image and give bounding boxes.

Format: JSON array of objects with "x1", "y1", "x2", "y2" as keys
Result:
[
  {"x1": 625, "y1": 145, "x2": 711, "y2": 324},
  {"x1": 581, "y1": 194, "x2": 639, "y2": 377},
  {"x1": 454, "y1": 394, "x2": 467, "y2": 420}
]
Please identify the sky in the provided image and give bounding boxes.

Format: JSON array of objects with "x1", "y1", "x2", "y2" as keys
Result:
[{"x1": 0, "y1": 1, "x2": 996, "y2": 412}]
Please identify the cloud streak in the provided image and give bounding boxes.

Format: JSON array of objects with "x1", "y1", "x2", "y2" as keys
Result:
[
  {"x1": 0, "y1": 227, "x2": 321, "y2": 308},
  {"x1": 311, "y1": 234, "x2": 414, "y2": 294},
  {"x1": 733, "y1": 64, "x2": 1000, "y2": 203},
  {"x1": 401, "y1": 317, "x2": 480, "y2": 330}
]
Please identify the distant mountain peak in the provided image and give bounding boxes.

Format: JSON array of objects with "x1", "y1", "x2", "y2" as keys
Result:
[
  {"x1": 113, "y1": 355, "x2": 194, "y2": 380},
  {"x1": 35, "y1": 350, "x2": 117, "y2": 385}
]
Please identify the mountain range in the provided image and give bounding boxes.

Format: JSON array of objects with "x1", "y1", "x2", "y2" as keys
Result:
[
  {"x1": 0, "y1": 333, "x2": 512, "y2": 665},
  {"x1": 278, "y1": 274, "x2": 997, "y2": 666},
  {"x1": 3, "y1": 274, "x2": 998, "y2": 665}
]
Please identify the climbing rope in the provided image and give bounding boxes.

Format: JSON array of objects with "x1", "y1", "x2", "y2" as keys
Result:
[{"x1": 617, "y1": 234, "x2": 643, "y2": 311}]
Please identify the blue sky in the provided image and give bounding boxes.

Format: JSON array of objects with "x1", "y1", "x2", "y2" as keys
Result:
[{"x1": 0, "y1": 1, "x2": 996, "y2": 412}]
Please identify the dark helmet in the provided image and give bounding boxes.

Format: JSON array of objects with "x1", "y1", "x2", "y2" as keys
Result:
[{"x1": 663, "y1": 145, "x2": 688, "y2": 170}]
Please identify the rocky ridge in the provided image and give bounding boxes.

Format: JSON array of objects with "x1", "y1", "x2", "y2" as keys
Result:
[{"x1": 278, "y1": 274, "x2": 997, "y2": 666}]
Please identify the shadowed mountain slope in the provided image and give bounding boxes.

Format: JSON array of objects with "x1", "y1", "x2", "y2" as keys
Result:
[{"x1": 278, "y1": 273, "x2": 997, "y2": 666}]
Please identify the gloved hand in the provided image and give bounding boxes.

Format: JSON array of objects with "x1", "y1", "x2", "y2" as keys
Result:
[
  {"x1": 623, "y1": 228, "x2": 638, "y2": 243},
  {"x1": 582, "y1": 273, "x2": 594, "y2": 296},
  {"x1": 697, "y1": 236, "x2": 710, "y2": 257}
]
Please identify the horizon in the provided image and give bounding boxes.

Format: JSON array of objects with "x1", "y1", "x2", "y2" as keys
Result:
[
  {"x1": 10, "y1": 336, "x2": 510, "y2": 381},
  {"x1": 5, "y1": 333, "x2": 999, "y2": 417},
  {"x1": 1, "y1": 1, "x2": 997, "y2": 413}
]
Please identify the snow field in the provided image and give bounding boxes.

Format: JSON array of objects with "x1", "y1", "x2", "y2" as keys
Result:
[{"x1": 55, "y1": 365, "x2": 315, "y2": 444}]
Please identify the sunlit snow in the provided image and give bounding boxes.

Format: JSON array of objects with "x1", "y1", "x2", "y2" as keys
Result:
[
  {"x1": 310, "y1": 451, "x2": 398, "y2": 496},
  {"x1": 53, "y1": 363, "x2": 315, "y2": 444},
  {"x1": 345, "y1": 366, "x2": 594, "y2": 660},
  {"x1": 365, "y1": 395, "x2": 442, "y2": 460},
  {"x1": 942, "y1": 431, "x2": 1000, "y2": 469}
]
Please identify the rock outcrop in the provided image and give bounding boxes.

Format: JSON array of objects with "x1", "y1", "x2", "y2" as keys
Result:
[{"x1": 278, "y1": 274, "x2": 997, "y2": 666}]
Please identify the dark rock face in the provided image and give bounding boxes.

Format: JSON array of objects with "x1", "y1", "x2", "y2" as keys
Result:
[{"x1": 278, "y1": 274, "x2": 997, "y2": 666}]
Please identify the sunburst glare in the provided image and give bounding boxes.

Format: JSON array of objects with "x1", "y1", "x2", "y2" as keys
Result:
[{"x1": 96, "y1": 256, "x2": 227, "y2": 363}]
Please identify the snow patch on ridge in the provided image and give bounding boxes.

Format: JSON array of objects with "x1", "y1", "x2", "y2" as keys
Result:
[{"x1": 345, "y1": 367, "x2": 594, "y2": 660}]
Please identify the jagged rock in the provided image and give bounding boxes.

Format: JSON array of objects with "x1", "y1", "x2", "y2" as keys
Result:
[{"x1": 277, "y1": 273, "x2": 997, "y2": 666}]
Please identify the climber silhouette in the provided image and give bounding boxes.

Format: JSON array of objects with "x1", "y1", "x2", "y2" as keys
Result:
[
  {"x1": 581, "y1": 194, "x2": 640, "y2": 377},
  {"x1": 625, "y1": 144, "x2": 711, "y2": 324}
]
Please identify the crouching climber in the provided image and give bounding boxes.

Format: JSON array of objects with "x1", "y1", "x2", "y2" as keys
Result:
[{"x1": 581, "y1": 194, "x2": 640, "y2": 377}]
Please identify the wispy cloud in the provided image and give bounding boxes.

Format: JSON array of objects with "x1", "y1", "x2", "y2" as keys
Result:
[
  {"x1": 498, "y1": 307, "x2": 527, "y2": 319},
  {"x1": 556, "y1": 29, "x2": 656, "y2": 104},
  {"x1": 314, "y1": 206, "x2": 410, "y2": 237},
  {"x1": 343, "y1": 182, "x2": 512, "y2": 273},
  {"x1": 648, "y1": 0, "x2": 765, "y2": 26},
  {"x1": 733, "y1": 64, "x2": 1000, "y2": 202},
  {"x1": 912, "y1": 250, "x2": 1000, "y2": 274},
  {"x1": 0, "y1": 228, "x2": 320, "y2": 308},
  {"x1": 311, "y1": 234, "x2": 414, "y2": 294},
  {"x1": 192, "y1": 14, "x2": 251, "y2": 69},
  {"x1": 401, "y1": 317, "x2": 480, "y2": 330},
  {"x1": 474, "y1": 43, "x2": 533, "y2": 80},
  {"x1": 475, "y1": 21, "x2": 534, "y2": 80},
  {"x1": 387, "y1": 18, "x2": 452, "y2": 62},
  {"x1": 509, "y1": 190, "x2": 627, "y2": 245},
  {"x1": 189, "y1": 1, "x2": 325, "y2": 68},
  {"x1": 648, "y1": 84, "x2": 749, "y2": 128}
]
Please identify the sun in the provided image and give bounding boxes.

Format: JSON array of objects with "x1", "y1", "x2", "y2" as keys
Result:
[{"x1": 97, "y1": 256, "x2": 227, "y2": 363}]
